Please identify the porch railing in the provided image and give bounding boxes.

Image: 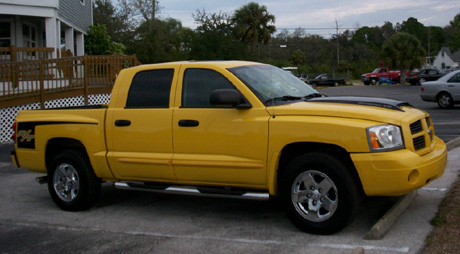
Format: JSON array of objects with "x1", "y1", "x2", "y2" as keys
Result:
[
  {"x1": 0, "y1": 54, "x2": 141, "y2": 108},
  {"x1": 0, "y1": 46, "x2": 54, "y2": 63}
]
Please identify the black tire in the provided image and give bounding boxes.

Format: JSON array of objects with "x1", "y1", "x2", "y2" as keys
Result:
[
  {"x1": 280, "y1": 153, "x2": 361, "y2": 234},
  {"x1": 333, "y1": 81, "x2": 339, "y2": 87},
  {"x1": 47, "y1": 150, "x2": 101, "y2": 211},
  {"x1": 370, "y1": 79, "x2": 377, "y2": 85},
  {"x1": 437, "y1": 92, "x2": 454, "y2": 109},
  {"x1": 363, "y1": 81, "x2": 370, "y2": 86}
]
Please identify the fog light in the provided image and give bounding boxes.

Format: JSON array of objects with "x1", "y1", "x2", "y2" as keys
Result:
[{"x1": 408, "y1": 170, "x2": 420, "y2": 185}]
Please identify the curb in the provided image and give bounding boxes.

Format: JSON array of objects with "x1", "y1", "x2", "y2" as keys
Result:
[{"x1": 363, "y1": 136, "x2": 460, "y2": 240}]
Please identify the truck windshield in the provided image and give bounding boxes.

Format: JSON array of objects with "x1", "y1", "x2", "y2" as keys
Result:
[
  {"x1": 228, "y1": 64, "x2": 318, "y2": 105},
  {"x1": 372, "y1": 68, "x2": 380, "y2": 73}
]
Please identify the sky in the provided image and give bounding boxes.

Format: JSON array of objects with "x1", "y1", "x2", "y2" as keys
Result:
[{"x1": 156, "y1": 0, "x2": 460, "y2": 37}]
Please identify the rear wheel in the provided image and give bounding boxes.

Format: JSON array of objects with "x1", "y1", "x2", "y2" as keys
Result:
[
  {"x1": 47, "y1": 150, "x2": 100, "y2": 211},
  {"x1": 437, "y1": 92, "x2": 454, "y2": 109},
  {"x1": 280, "y1": 153, "x2": 361, "y2": 234}
]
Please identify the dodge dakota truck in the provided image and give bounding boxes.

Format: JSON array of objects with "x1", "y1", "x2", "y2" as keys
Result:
[{"x1": 11, "y1": 61, "x2": 447, "y2": 235}]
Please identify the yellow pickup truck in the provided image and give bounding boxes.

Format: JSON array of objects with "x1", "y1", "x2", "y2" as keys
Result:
[{"x1": 11, "y1": 61, "x2": 447, "y2": 234}]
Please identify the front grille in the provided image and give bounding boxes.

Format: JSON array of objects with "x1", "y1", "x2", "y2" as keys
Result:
[
  {"x1": 425, "y1": 117, "x2": 431, "y2": 128},
  {"x1": 410, "y1": 120, "x2": 423, "y2": 134},
  {"x1": 413, "y1": 136, "x2": 426, "y2": 150}
]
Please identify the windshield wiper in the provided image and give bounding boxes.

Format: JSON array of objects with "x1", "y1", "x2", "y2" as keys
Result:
[
  {"x1": 265, "y1": 95, "x2": 303, "y2": 104},
  {"x1": 303, "y1": 93, "x2": 325, "y2": 100}
]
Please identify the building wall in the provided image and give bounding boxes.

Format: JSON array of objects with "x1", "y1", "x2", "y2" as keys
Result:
[
  {"x1": 58, "y1": 0, "x2": 92, "y2": 33},
  {"x1": 433, "y1": 50, "x2": 456, "y2": 70}
]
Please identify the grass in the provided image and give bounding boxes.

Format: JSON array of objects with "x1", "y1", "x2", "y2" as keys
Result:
[{"x1": 420, "y1": 173, "x2": 460, "y2": 254}]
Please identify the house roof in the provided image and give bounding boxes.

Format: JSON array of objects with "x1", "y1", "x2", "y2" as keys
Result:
[{"x1": 440, "y1": 47, "x2": 460, "y2": 62}]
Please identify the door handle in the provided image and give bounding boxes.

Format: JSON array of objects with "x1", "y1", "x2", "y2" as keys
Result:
[
  {"x1": 115, "y1": 120, "x2": 131, "y2": 127},
  {"x1": 178, "y1": 120, "x2": 199, "y2": 127}
]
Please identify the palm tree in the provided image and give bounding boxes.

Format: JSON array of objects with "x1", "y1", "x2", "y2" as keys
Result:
[
  {"x1": 232, "y1": 2, "x2": 276, "y2": 55},
  {"x1": 382, "y1": 32, "x2": 426, "y2": 84}
]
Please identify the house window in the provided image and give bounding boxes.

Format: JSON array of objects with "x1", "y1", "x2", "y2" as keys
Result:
[
  {"x1": 23, "y1": 24, "x2": 37, "y2": 48},
  {"x1": 0, "y1": 21, "x2": 12, "y2": 47}
]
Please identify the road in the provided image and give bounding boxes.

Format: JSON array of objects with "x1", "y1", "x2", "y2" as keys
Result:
[{"x1": 1, "y1": 84, "x2": 459, "y2": 254}]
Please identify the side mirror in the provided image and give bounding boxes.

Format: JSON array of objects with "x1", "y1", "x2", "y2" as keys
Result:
[{"x1": 209, "y1": 89, "x2": 251, "y2": 109}]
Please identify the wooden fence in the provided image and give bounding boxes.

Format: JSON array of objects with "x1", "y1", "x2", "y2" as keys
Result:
[
  {"x1": 0, "y1": 54, "x2": 141, "y2": 108},
  {"x1": 0, "y1": 46, "x2": 54, "y2": 63}
]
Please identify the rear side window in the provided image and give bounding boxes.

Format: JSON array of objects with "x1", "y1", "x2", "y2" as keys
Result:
[
  {"x1": 448, "y1": 73, "x2": 460, "y2": 83},
  {"x1": 126, "y1": 69, "x2": 174, "y2": 108}
]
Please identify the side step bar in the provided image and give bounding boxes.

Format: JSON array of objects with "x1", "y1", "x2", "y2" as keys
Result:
[{"x1": 114, "y1": 182, "x2": 270, "y2": 201}]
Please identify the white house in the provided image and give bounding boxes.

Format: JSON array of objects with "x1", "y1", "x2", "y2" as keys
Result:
[
  {"x1": 0, "y1": 0, "x2": 93, "y2": 57},
  {"x1": 433, "y1": 47, "x2": 460, "y2": 70}
]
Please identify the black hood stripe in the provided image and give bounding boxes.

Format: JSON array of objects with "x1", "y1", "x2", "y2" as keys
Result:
[{"x1": 309, "y1": 96, "x2": 412, "y2": 112}]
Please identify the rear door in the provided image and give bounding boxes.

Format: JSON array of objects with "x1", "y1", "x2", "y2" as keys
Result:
[
  {"x1": 447, "y1": 72, "x2": 460, "y2": 101},
  {"x1": 106, "y1": 65, "x2": 179, "y2": 180}
]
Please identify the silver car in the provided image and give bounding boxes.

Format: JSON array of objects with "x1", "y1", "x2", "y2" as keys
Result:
[{"x1": 420, "y1": 69, "x2": 460, "y2": 108}]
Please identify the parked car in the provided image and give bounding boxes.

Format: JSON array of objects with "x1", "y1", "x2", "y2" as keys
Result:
[
  {"x1": 406, "y1": 69, "x2": 444, "y2": 86},
  {"x1": 420, "y1": 69, "x2": 460, "y2": 108},
  {"x1": 361, "y1": 67, "x2": 408, "y2": 85},
  {"x1": 306, "y1": 74, "x2": 346, "y2": 86}
]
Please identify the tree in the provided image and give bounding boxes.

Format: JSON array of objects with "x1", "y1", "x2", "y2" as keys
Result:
[
  {"x1": 382, "y1": 32, "x2": 426, "y2": 84},
  {"x1": 446, "y1": 13, "x2": 460, "y2": 51},
  {"x1": 85, "y1": 24, "x2": 125, "y2": 55},
  {"x1": 397, "y1": 18, "x2": 428, "y2": 52},
  {"x1": 232, "y1": 2, "x2": 276, "y2": 55},
  {"x1": 190, "y1": 10, "x2": 245, "y2": 60},
  {"x1": 290, "y1": 49, "x2": 306, "y2": 65}
]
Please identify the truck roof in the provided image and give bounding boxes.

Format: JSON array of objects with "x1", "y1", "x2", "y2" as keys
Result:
[{"x1": 126, "y1": 61, "x2": 263, "y2": 70}]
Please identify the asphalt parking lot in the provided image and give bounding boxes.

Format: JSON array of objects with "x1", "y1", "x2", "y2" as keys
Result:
[{"x1": 1, "y1": 84, "x2": 459, "y2": 254}]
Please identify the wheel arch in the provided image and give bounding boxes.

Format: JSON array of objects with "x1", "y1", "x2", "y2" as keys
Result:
[
  {"x1": 45, "y1": 138, "x2": 89, "y2": 172},
  {"x1": 274, "y1": 142, "x2": 364, "y2": 196},
  {"x1": 436, "y1": 90, "x2": 453, "y2": 100}
]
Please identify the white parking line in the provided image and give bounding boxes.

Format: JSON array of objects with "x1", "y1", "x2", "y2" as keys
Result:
[
  {"x1": 421, "y1": 187, "x2": 447, "y2": 192},
  {"x1": 2, "y1": 220, "x2": 410, "y2": 253}
]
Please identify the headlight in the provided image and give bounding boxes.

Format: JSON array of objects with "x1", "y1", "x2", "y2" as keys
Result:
[{"x1": 367, "y1": 125, "x2": 404, "y2": 152}]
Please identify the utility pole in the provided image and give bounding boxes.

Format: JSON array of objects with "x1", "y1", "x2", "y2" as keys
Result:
[
  {"x1": 152, "y1": 0, "x2": 156, "y2": 20},
  {"x1": 335, "y1": 20, "x2": 341, "y2": 66}
]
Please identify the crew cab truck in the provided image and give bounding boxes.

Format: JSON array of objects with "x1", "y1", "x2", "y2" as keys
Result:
[
  {"x1": 361, "y1": 67, "x2": 408, "y2": 85},
  {"x1": 11, "y1": 61, "x2": 447, "y2": 235}
]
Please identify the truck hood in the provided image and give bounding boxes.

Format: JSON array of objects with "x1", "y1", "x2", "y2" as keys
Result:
[{"x1": 269, "y1": 96, "x2": 424, "y2": 124}]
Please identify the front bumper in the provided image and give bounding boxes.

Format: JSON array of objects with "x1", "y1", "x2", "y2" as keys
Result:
[
  {"x1": 351, "y1": 137, "x2": 447, "y2": 196},
  {"x1": 361, "y1": 76, "x2": 370, "y2": 82}
]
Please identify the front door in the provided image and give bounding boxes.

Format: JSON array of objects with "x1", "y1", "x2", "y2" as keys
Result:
[{"x1": 172, "y1": 67, "x2": 270, "y2": 188}]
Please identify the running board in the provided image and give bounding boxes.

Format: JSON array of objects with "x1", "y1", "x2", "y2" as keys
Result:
[{"x1": 114, "y1": 182, "x2": 270, "y2": 201}]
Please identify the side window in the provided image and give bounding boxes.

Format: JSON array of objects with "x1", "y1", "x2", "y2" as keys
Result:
[
  {"x1": 448, "y1": 73, "x2": 460, "y2": 83},
  {"x1": 126, "y1": 69, "x2": 174, "y2": 108},
  {"x1": 182, "y1": 68, "x2": 237, "y2": 108}
]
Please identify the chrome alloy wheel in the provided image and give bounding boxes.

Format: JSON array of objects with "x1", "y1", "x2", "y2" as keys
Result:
[
  {"x1": 291, "y1": 170, "x2": 338, "y2": 222},
  {"x1": 53, "y1": 163, "x2": 80, "y2": 202},
  {"x1": 438, "y1": 94, "x2": 453, "y2": 108}
]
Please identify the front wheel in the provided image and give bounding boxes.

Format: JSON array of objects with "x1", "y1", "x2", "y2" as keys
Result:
[
  {"x1": 280, "y1": 153, "x2": 361, "y2": 234},
  {"x1": 47, "y1": 150, "x2": 101, "y2": 211}
]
